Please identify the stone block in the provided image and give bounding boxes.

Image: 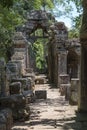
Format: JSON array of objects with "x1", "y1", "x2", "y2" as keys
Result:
[
  {"x1": 69, "y1": 78, "x2": 79, "y2": 105},
  {"x1": 10, "y1": 82, "x2": 22, "y2": 94},
  {"x1": 25, "y1": 68, "x2": 33, "y2": 73},
  {"x1": 27, "y1": 77, "x2": 35, "y2": 91},
  {"x1": 0, "y1": 109, "x2": 13, "y2": 130},
  {"x1": 13, "y1": 104, "x2": 30, "y2": 120},
  {"x1": 22, "y1": 90, "x2": 35, "y2": 103},
  {"x1": 35, "y1": 77, "x2": 45, "y2": 84},
  {"x1": 0, "y1": 123, "x2": 6, "y2": 130},
  {"x1": 7, "y1": 60, "x2": 22, "y2": 77},
  {"x1": 22, "y1": 73, "x2": 35, "y2": 81},
  {"x1": 59, "y1": 74, "x2": 70, "y2": 85},
  {"x1": 0, "y1": 94, "x2": 27, "y2": 109},
  {"x1": 0, "y1": 113, "x2": 7, "y2": 128},
  {"x1": 11, "y1": 78, "x2": 32, "y2": 91},
  {"x1": 35, "y1": 90, "x2": 47, "y2": 99},
  {"x1": 6, "y1": 62, "x2": 19, "y2": 79},
  {"x1": 0, "y1": 94, "x2": 30, "y2": 120},
  {"x1": 65, "y1": 84, "x2": 71, "y2": 100},
  {"x1": 59, "y1": 84, "x2": 71, "y2": 98}
]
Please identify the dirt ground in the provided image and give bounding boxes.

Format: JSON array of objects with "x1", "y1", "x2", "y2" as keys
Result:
[{"x1": 12, "y1": 75, "x2": 87, "y2": 130}]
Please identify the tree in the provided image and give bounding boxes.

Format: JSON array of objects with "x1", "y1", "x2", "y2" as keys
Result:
[{"x1": 0, "y1": 0, "x2": 82, "y2": 53}]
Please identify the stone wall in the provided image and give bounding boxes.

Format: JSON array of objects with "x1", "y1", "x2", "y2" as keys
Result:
[
  {"x1": 48, "y1": 22, "x2": 68, "y2": 87},
  {"x1": 0, "y1": 59, "x2": 10, "y2": 97},
  {"x1": 0, "y1": 31, "x2": 35, "y2": 124}
]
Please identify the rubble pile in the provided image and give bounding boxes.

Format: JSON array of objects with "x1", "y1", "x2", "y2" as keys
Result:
[{"x1": 0, "y1": 109, "x2": 13, "y2": 130}]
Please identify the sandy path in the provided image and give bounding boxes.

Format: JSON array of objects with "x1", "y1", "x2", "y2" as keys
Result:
[{"x1": 12, "y1": 81, "x2": 78, "y2": 130}]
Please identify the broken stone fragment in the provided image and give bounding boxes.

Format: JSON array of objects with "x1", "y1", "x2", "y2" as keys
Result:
[
  {"x1": 0, "y1": 94, "x2": 30, "y2": 120},
  {"x1": 10, "y1": 82, "x2": 22, "y2": 95},
  {"x1": 0, "y1": 108, "x2": 13, "y2": 130},
  {"x1": 35, "y1": 90, "x2": 47, "y2": 99}
]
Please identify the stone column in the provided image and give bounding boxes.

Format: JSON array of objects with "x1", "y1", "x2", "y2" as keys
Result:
[
  {"x1": 58, "y1": 50, "x2": 67, "y2": 73},
  {"x1": 58, "y1": 49, "x2": 68, "y2": 87},
  {"x1": 78, "y1": 0, "x2": 87, "y2": 111},
  {"x1": 78, "y1": 43, "x2": 87, "y2": 111}
]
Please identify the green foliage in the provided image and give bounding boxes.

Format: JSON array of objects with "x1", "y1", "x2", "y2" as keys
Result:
[
  {"x1": 0, "y1": 0, "x2": 13, "y2": 8},
  {"x1": 0, "y1": 0, "x2": 83, "y2": 61},
  {"x1": 32, "y1": 39, "x2": 45, "y2": 69},
  {"x1": 0, "y1": 4, "x2": 23, "y2": 46},
  {"x1": 0, "y1": 2, "x2": 24, "y2": 60},
  {"x1": 68, "y1": 28, "x2": 79, "y2": 38}
]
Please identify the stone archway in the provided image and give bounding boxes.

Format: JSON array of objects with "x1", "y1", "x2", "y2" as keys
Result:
[{"x1": 21, "y1": 10, "x2": 54, "y2": 72}]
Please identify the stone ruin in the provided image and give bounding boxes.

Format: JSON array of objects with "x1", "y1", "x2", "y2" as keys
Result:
[
  {"x1": 47, "y1": 22, "x2": 81, "y2": 104},
  {"x1": 15, "y1": 11, "x2": 81, "y2": 106},
  {"x1": 0, "y1": 9, "x2": 82, "y2": 129},
  {"x1": 18, "y1": 10, "x2": 55, "y2": 71},
  {"x1": 0, "y1": 32, "x2": 35, "y2": 129}
]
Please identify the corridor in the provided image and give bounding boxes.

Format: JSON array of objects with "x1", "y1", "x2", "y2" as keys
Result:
[{"x1": 11, "y1": 75, "x2": 87, "y2": 130}]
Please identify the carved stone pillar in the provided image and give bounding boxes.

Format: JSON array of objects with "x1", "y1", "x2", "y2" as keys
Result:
[
  {"x1": 78, "y1": 42, "x2": 87, "y2": 111},
  {"x1": 78, "y1": 0, "x2": 87, "y2": 111},
  {"x1": 58, "y1": 49, "x2": 68, "y2": 87}
]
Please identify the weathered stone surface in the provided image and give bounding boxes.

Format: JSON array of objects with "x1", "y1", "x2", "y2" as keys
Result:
[
  {"x1": 6, "y1": 62, "x2": 19, "y2": 79},
  {"x1": 11, "y1": 78, "x2": 32, "y2": 91},
  {"x1": 35, "y1": 90, "x2": 47, "y2": 99},
  {"x1": 48, "y1": 22, "x2": 68, "y2": 87},
  {"x1": 25, "y1": 68, "x2": 33, "y2": 73},
  {"x1": 0, "y1": 94, "x2": 30, "y2": 120},
  {"x1": 35, "y1": 77, "x2": 45, "y2": 84},
  {"x1": 0, "y1": 113, "x2": 7, "y2": 128},
  {"x1": 22, "y1": 90, "x2": 35, "y2": 103},
  {"x1": 10, "y1": 82, "x2": 22, "y2": 94},
  {"x1": 0, "y1": 94, "x2": 27, "y2": 108},
  {"x1": 69, "y1": 78, "x2": 79, "y2": 105},
  {"x1": 0, "y1": 123, "x2": 6, "y2": 130},
  {"x1": 7, "y1": 60, "x2": 22, "y2": 77},
  {"x1": 0, "y1": 109, "x2": 13, "y2": 130},
  {"x1": 13, "y1": 105, "x2": 30, "y2": 120},
  {"x1": 22, "y1": 73, "x2": 35, "y2": 90},
  {"x1": 22, "y1": 73, "x2": 35, "y2": 81},
  {"x1": 59, "y1": 84, "x2": 71, "y2": 98},
  {"x1": 59, "y1": 74, "x2": 70, "y2": 85}
]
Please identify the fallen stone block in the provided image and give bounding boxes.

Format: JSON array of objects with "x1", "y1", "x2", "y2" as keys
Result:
[
  {"x1": 0, "y1": 94, "x2": 30, "y2": 120},
  {"x1": 0, "y1": 109, "x2": 13, "y2": 130},
  {"x1": 10, "y1": 82, "x2": 22, "y2": 94},
  {"x1": 35, "y1": 77, "x2": 45, "y2": 84},
  {"x1": 0, "y1": 94, "x2": 28, "y2": 109},
  {"x1": 13, "y1": 105, "x2": 30, "y2": 120},
  {"x1": 22, "y1": 90, "x2": 35, "y2": 103},
  {"x1": 11, "y1": 77, "x2": 33, "y2": 91},
  {"x1": 35, "y1": 90, "x2": 47, "y2": 99}
]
